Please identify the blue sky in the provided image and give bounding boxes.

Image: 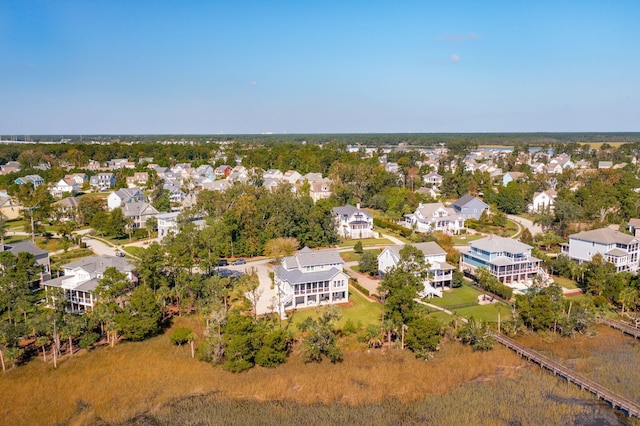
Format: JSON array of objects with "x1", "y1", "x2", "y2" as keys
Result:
[{"x1": 0, "y1": 1, "x2": 639, "y2": 134}]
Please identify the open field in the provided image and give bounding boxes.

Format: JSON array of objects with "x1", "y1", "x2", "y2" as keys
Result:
[
  {"x1": 451, "y1": 233, "x2": 484, "y2": 245},
  {"x1": 554, "y1": 275, "x2": 579, "y2": 289},
  {"x1": 428, "y1": 284, "x2": 483, "y2": 308}
]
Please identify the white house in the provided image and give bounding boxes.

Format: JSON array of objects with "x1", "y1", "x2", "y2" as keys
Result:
[
  {"x1": 377, "y1": 242, "x2": 454, "y2": 298},
  {"x1": 422, "y1": 171, "x2": 443, "y2": 186},
  {"x1": 273, "y1": 248, "x2": 349, "y2": 317},
  {"x1": 529, "y1": 189, "x2": 557, "y2": 213},
  {"x1": 107, "y1": 187, "x2": 145, "y2": 210},
  {"x1": 156, "y1": 211, "x2": 179, "y2": 242},
  {"x1": 43, "y1": 255, "x2": 135, "y2": 312},
  {"x1": 90, "y1": 173, "x2": 116, "y2": 191},
  {"x1": 331, "y1": 204, "x2": 374, "y2": 239},
  {"x1": 562, "y1": 228, "x2": 640, "y2": 272},
  {"x1": 121, "y1": 202, "x2": 159, "y2": 229},
  {"x1": 405, "y1": 202, "x2": 465, "y2": 234}
]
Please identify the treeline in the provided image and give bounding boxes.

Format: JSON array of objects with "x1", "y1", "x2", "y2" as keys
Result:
[{"x1": 15, "y1": 132, "x2": 640, "y2": 146}]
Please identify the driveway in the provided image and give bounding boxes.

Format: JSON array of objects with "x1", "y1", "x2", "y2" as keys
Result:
[
  {"x1": 224, "y1": 258, "x2": 279, "y2": 316},
  {"x1": 82, "y1": 236, "x2": 118, "y2": 257},
  {"x1": 508, "y1": 215, "x2": 543, "y2": 236}
]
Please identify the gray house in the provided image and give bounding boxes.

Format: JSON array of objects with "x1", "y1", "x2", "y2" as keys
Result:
[{"x1": 451, "y1": 194, "x2": 489, "y2": 220}]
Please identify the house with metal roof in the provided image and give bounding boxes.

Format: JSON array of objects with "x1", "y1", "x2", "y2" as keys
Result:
[
  {"x1": 460, "y1": 236, "x2": 542, "y2": 285},
  {"x1": 2, "y1": 240, "x2": 51, "y2": 287},
  {"x1": 562, "y1": 228, "x2": 640, "y2": 272},
  {"x1": 378, "y1": 242, "x2": 455, "y2": 297},
  {"x1": 43, "y1": 254, "x2": 136, "y2": 312},
  {"x1": 273, "y1": 247, "x2": 349, "y2": 317},
  {"x1": 332, "y1": 204, "x2": 374, "y2": 239}
]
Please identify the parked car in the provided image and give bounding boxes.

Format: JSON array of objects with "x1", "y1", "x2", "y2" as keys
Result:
[
  {"x1": 115, "y1": 251, "x2": 125, "y2": 257},
  {"x1": 217, "y1": 259, "x2": 229, "y2": 267},
  {"x1": 232, "y1": 258, "x2": 246, "y2": 265}
]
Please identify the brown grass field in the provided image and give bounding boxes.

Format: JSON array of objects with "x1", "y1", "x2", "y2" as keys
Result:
[{"x1": 1, "y1": 319, "x2": 637, "y2": 425}]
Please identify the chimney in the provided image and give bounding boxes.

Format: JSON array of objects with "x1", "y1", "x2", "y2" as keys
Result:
[{"x1": 356, "y1": 203, "x2": 361, "y2": 210}]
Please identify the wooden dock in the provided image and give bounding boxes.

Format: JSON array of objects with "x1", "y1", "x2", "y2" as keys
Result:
[
  {"x1": 596, "y1": 317, "x2": 640, "y2": 339},
  {"x1": 493, "y1": 332, "x2": 640, "y2": 417}
]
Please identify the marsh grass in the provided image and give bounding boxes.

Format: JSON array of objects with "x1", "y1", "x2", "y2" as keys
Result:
[
  {"x1": 517, "y1": 325, "x2": 640, "y2": 403},
  {"x1": 1, "y1": 316, "x2": 535, "y2": 425}
]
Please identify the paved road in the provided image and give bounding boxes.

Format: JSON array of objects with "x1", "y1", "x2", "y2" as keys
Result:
[{"x1": 508, "y1": 215, "x2": 543, "y2": 236}]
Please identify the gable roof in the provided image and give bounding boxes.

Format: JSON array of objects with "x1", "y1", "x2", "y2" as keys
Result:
[
  {"x1": 570, "y1": 228, "x2": 638, "y2": 245},
  {"x1": 331, "y1": 205, "x2": 372, "y2": 219},
  {"x1": 385, "y1": 242, "x2": 446, "y2": 258},
  {"x1": 121, "y1": 202, "x2": 159, "y2": 217},
  {"x1": 63, "y1": 254, "x2": 135, "y2": 274},
  {"x1": 451, "y1": 194, "x2": 488, "y2": 209},
  {"x1": 282, "y1": 248, "x2": 343, "y2": 269},
  {"x1": 3, "y1": 240, "x2": 48, "y2": 257}
]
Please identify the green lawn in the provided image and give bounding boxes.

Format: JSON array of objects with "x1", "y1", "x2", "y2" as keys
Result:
[
  {"x1": 339, "y1": 248, "x2": 382, "y2": 263},
  {"x1": 553, "y1": 275, "x2": 579, "y2": 289},
  {"x1": 287, "y1": 286, "x2": 382, "y2": 332},
  {"x1": 428, "y1": 284, "x2": 483, "y2": 308},
  {"x1": 337, "y1": 238, "x2": 392, "y2": 248},
  {"x1": 123, "y1": 246, "x2": 146, "y2": 258},
  {"x1": 453, "y1": 303, "x2": 510, "y2": 324},
  {"x1": 451, "y1": 234, "x2": 485, "y2": 245}
]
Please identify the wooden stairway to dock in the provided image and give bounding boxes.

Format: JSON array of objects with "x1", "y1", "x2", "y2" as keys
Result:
[{"x1": 596, "y1": 317, "x2": 640, "y2": 339}]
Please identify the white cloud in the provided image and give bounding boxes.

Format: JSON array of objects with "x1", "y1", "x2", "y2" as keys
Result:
[
  {"x1": 249, "y1": 81, "x2": 257, "y2": 85},
  {"x1": 450, "y1": 54, "x2": 460, "y2": 63}
]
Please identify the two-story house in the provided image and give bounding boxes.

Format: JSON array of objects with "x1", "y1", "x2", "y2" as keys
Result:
[
  {"x1": 460, "y1": 236, "x2": 542, "y2": 285},
  {"x1": 107, "y1": 187, "x2": 145, "y2": 210},
  {"x1": 405, "y1": 202, "x2": 465, "y2": 234},
  {"x1": 121, "y1": 202, "x2": 159, "y2": 229},
  {"x1": 561, "y1": 228, "x2": 640, "y2": 272},
  {"x1": 331, "y1": 204, "x2": 374, "y2": 239},
  {"x1": 422, "y1": 171, "x2": 443, "y2": 186},
  {"x1": 15, "y1": 174, "x2": 44, "y2": 188},
  {"x1": 43, "y1": 254, "x2": 136, "y2": 312},
  {"x1": 2, "y1": 240, "x2": 51, "y2": 288},
  {"x1": 529, "y1": 190, "x2": 557, "y2": 213},
  {"x1": 273, "y1": 248, "x2": 349, "y2": 317},
  {"x1": 90, "y1": 173, "x2": 116, "y2": 191},
  {"x1": 378, "y1": 242, "x2": 454, "y2": 297},
  {"x1": 451, "y1": 194, "x2": 489, "y2": 220}
]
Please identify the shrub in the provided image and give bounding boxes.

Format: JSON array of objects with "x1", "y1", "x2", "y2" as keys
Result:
[
  {"x1": 350, "y1": 279, "x2": 370, "y2": 296},
  {"x1": 353, "y1": 241, "x2": 363, "y2": 254},
  {"x1": 358, "y1": 251, "x2": 378, "y2": 276},
  {"x1": 79, "y1": 332, "x2": 100, "y2": 350},
  {"x1": 170, "y1": 327, "x2": 194, "y2": 346}
]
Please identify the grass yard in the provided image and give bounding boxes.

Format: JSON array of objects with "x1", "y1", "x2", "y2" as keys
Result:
[
  {"x1": 468, "y1": 220, "x2": 519, "y2": 238},
  {"x1": 451, "y1": 234, "x2": 484, "y2": 245},
  {"x1": 287, "y1": 286, "x2": 382, "y2": 332},
  {"x1": 123, "y1": 245, "x2": 146, "y2": 258},
  {"x1": 428, "y1": 284, "x2": 483, "y2": 308},
  {"x1": 339, "y1": 248, "x2": 382, "y2": 263},
  {"x1": 454, "y1": 303, "x2": 510, "y2": 324},
  {"x1": 338, "y1": 237, "x2": 392, "y2": 248},
  {"x1": 553, "y1": 275, "x2": 579, "y2": 289},
  {"x1": 51, "y1": 248, "x2": 94, "y2": 265}
]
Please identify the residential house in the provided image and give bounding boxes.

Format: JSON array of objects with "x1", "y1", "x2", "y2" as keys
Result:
[
  {"x1": 203, "y1": 180, "x2": 231, "y2": 192},
  {"x1": 283, "y1": 170, "x2": 302, "y2": 185},
  {"x1": 628, "y1": 219, "x2": 640, "y2": 237},
  {"x1": 451, "y1": 194, "x2": 489, "y2": 220},
  {"x1": 263, "y1": 169, "x2": 284, "y2": 181},
  {"x1": 562, "y1": 228, "x2": 640, "y2": 273},
  {"x1": 52, "y1": 196, "x2": 81, "y2": 222},
  {"x1": 90, "y1": 173, "x2": 116, "y2": 191},
  {"x1": 415, "y1": 187, "x2": 439, "y2": 199},
  {"x1": 107, "y1": 187, "x2": 145, "y2": 210},
  {"x1": 15, "y1": 174, "x2": 44, "y2": 188},
  {"x1": 405, "y1": 202, "x2": 464, "y2": 234},
  {"x1": 121, "y1": 202, "x2": 159, "y2": 229},
  {"x1": 2, "y1": 240, "x2": 51, "y2": 287},
  {"x1": 309, "y1": 179, "x2": 332, "y2": 203},
  {"x1": 422, "y1": 171, "x2": 443, "y2": 186},
  {"x1": 273, "y1": 247, "x2": 349, "y2": 317},
  {"x1": 378, "y1": 242, "x2": 454, "y2": 297},
  {"x1": 44, "y1": 255, "x2": 135, "y2": 312},
  {"x1": 86, "y1": 160, "x2": 102, "y2": 171},
  {"x1": 0, "y1": 194, "x2": 22, "y2": 220},
  {"x1": 331, "y1": 204, "x2": 374, "y2": 239},
  {"x1": 385, "y1": 162, "x2": 400, "y2": 174},
  {"x1": 460, "y1": 236, "x2": 543, "y2": 285},
  {"x1": 107, "y1": 158, "x2": 129, "y2": 170},
  {"x1": 502, "y1": 171, "x2": 525, "y2": 187},
  {"x1": 156, "y1": 212, "x2": 180, "y2": 242},
  {"x1": 126, "y1": 172, "x2": 149, "y2": 187},
  {"x1": 598, "y1": 161, "x2": 613, "y2": 169},
  {"x1": 529, "y1": 190, "x2": 557, "y2": 213},
  {"x1": 0, "y1": 161, "x2": 21, "y2": 175},
  {"x1": 50, "y1": 177, "x2": 81, "y2": 197},
  {"x1": 214, "y1": 165, "x2": 232, "y2": 178}
]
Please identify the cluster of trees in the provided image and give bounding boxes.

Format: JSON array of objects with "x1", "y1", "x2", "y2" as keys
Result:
[
  {"x1": 513, "y1": 282, "x2": 593, "y2": 337},
  {"x1": 377, "y1": 245, "x2": 442, "y2": 359},
  {"x1": 474, "y1": 268, "x2": 513, "y2": 300}
]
